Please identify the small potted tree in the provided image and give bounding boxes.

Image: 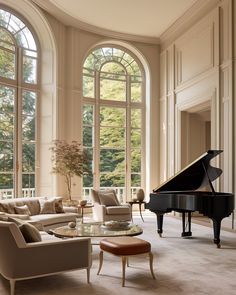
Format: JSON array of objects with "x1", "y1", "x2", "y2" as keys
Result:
[{"x1": 50, "y1": 140, "x2": 90, "y2": 204}]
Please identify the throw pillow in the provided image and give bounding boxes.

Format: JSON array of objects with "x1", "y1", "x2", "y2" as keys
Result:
[
  {"x1": 19, "y1": 223, "x2": 42, "y2": 243},
  {"x1": 14, "y1": 205, "x2": 31, "y2": 216},
  {"x1": 53, "y1": 197, "x2": 65, "y2": 213},
  {"x1": 39, "y1": 199, "x2": 56, "y2": 214},
  {"x1": 98, "y1": 192, "x2": 120, "y2": 206}
]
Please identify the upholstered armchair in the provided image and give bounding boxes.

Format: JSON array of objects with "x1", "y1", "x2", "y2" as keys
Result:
[
  {"x1": 0, "y1": 221, "x2": 91, "y2": 295},
  {"x1": 91, "y1": 189, "x2": 131, "y2": 222}
]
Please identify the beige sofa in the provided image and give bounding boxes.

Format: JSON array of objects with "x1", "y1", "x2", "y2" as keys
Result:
[
  {"x1": 0, "y1": 221, "x2": 91, "y2": 295},
  {"x1": 0, "y1": 197, "x2": 79, "y2": 230}
]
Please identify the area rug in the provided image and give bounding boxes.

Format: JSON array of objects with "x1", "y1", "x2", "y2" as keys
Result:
[{"x1": 0, "y1": 213, "x2": 235, "y2": 295}]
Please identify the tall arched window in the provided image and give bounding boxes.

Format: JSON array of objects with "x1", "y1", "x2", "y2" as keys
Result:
[
  {"x1": 0, "y1": 8, "x2": 38, "y2": 198},
  {"x1": 82, "y1": 46, "x2": 145, "y2": 202}
]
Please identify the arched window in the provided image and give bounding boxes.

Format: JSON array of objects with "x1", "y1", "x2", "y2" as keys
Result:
[
  {"x1": 0, "y1": 8, "x2": 38, "y2": 198},
  {"x1": 82, "y1": 46, "x2": 145, "y2": 201}
]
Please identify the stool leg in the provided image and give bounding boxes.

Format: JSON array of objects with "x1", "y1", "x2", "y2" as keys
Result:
[
  {"x1": 122, "y1": 256, "x2": 127, "y2": 287},
  {"x1": 149, "y1": 252, "x2": 156, "y2": 279},
  {"x1": 97, "y1": 251, "x2": 103, "y2": 275},
  {"x1": 127, "y1": 257, "x2": 129, "y2": 267}
]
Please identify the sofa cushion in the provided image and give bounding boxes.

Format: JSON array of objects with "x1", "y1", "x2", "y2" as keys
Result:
[
  {"x1": 14, "y1": 205, "x2": 31, "y2": 215},
  {"x1": 98, "y1": 191, "x2": 120, "y2": 206},
  {"x1": 40, "y1": 199, "x2": 56, "y2": 214},
  {"x1": 106, "y1": 205, "x2": 131, "y2": 215},
  {"x1": 19, "y1": 223, "x2": 42, "y2": 243},
  {"x1": 30, "y1": 213, "x2": 78, "y2": 226}
]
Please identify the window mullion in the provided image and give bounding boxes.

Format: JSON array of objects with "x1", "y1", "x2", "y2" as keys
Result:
[
  {"x1": 94, "y1": 70, "x2": 100, "y2": 190},
  {"x1": 126, "y1": 75, "x2": 131, "y2": 201},
  {"x1": 16, "y1": 47, "x2": 23, "y2": 198}
]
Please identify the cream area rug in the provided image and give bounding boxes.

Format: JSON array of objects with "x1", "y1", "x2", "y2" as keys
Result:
[{"x1": 0, "y1": 213, "x2": 236, "y2": 295}]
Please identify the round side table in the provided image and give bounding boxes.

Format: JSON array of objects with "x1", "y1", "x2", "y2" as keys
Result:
[
  {"x1": 128, "y1": 201, "x2": 146, "y2": 222},
  {"x1": 77, "y1": 204, "x2": 93, "y2": 223}
]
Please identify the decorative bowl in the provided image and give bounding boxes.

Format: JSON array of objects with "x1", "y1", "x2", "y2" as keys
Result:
[{"x1": 102, "y1": 220, "x2": 130, "y2": 230}]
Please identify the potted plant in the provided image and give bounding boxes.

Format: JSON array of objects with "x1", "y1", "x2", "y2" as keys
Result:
[{"x1": 50, "y1": 140, "x2": 90, "y2": 203}]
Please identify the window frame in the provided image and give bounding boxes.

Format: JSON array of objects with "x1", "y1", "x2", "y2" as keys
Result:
[
  {"x1": 0, "y1": 7, "x2": 40, "y2": 199},
  {"x1": 82, "y1": 45, "x2": 146, "y2": 201}
]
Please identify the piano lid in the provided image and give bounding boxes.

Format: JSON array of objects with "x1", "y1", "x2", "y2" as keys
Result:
[{"x1": 154, "y1": 150, "x2": 223, "y2": 193}]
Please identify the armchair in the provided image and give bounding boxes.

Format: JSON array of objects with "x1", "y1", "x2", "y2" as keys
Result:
[
  {"x1": 0, "y1": 221, "x2": 91, "y2": 295},
  {"x1": 91, "y1": 189, "x2": 131, "y2": 222}
]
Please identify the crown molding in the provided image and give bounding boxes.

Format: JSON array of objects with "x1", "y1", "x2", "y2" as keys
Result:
[
  {"x1": 31, "y1": 0, "x2": 160, "y2": 45},
  {"x1": 160, "y1": 0, "x2": 221, "y2": 50}
]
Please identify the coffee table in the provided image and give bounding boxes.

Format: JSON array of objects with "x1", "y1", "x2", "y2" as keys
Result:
[{"x1": 51, "y1": 223, "x2": 143, "y2": 238}]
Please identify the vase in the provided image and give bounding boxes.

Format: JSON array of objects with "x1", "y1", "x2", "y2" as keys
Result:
[{"x1": 136, "y1": 188, "x2": 145, "y2": 201}]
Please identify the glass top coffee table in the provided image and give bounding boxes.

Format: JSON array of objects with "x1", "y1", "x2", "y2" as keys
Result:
[{"x1": 51, "y1": 223, "x2": 143, "y2": 238}]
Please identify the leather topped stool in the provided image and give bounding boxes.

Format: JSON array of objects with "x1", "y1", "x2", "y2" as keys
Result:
[{"x1": 97, "y1": 236, "x2": 156, "y2": 286}]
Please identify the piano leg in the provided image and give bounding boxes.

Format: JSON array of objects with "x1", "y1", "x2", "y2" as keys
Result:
[
  {"x1": 212, "y1": 218, "x2": 222, "y2": 248},
  {"x1": 155, "y1": 212, "x2": 163, "y2": 237},
  {"x1": 181, "y1": 212, "x2": 192, "y2": 237}
]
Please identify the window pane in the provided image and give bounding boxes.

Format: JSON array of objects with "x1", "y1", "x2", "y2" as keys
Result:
[
  {"x1": 131, "y1": 109, "x2": 141, "y2": 128},
  {"x1": 22, "y1": 174, "x2": 35, "y2": 189},
  {"x1": 84, "y1": 148, "x2": 93, "y2": 174},
  {"x1": 83, "y1": 75, "x2": 94, "y2": 98},
  {"x1": 23, "y1": 56, "x2": 37, "y2": 84},
  {"x1": 83, "y1": 173, "x2": 93, "y2": 188},
  {"x1": 0, "y1": 113, "x2": 14, "y2": 140},
  {"x1": 0, "y1": 48, "x2": 15, "y2": 79},
  {"x1": 0, "y1": 28, "x2": 14, "y2": 44},
  {"x1": 131, "y1": 174, "x2": 141, "y2": 186},
  {"x1": 100, "y1": 107, "x2": 125, "y2": 127},
  {"x1": 22, "y1": 143, "x2": 35, "y2": 172},
  {"x1": 100, "y1": 173, "x2": 125, "y2": 187},
  {"x1": 22, "y1": 116, "x2": 35, "y2": 141},
  {"x1": 101, "y1": 62, "x2": 125, "y2": 74},
  {"x1": 22, "y1": 91, "x2": 36, "y2": 116},
  {"x1": 0, "y1": 142, "x2": 14, "y2": 172},
  {"x1": 83, "y1": 126, "x2": 93, "y2": 147},
  {"x1": 131, "y1": 129, "x2": 141, "y2": 147},
  {"x1": 0, "y1": 85, "x2": 15, "y2": 113},
  {"x1": 15, "y1": 27, "x2": 36, "y2": 50},
  {"x1": 131, "y1": 82, "x2": 142, "y2": 102},
  {"x1": 83, "y1": 105, "x2": 94, "y2": 125},
  {"x1": 100, "y1": 149, "x2": 125, "y2": 173},
  {"x1": 100, "y1": 127, "x2": 125, "y2": 148},
  {"x1": 131, "y1": 149, "x2": 141, "y2": 173},
  {"x1": 0, "y1": 174, "x2": 14, "y2": 190},
  {"x1": 100, "y1": 78, "x2": 126, "y2": 101}
]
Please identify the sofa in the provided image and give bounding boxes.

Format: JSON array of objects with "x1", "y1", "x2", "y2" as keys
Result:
[
  {"x1": 0, "y1": 197, "x2": 79, "y2": 230},
  {"x1": 0, "y1": 220, "x2": 91, "y2": 295}
]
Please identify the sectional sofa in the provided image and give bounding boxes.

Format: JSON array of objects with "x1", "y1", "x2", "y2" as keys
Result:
[{"x1": 0, "y1": 197, "x2": 79, "y2": 230}]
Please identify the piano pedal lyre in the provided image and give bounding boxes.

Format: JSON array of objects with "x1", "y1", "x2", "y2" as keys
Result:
[{"x1": 181, "y1": 212, "x2": 192, "y2": 237}]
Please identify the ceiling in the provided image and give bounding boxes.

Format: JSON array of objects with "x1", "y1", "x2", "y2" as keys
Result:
[{"x1": 33, "y1": 0, "x2": 198, "y2": 40}]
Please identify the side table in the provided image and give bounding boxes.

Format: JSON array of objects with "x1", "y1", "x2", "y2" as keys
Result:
[
  {"x1": 77, "y1": 204, "x2": 93, "y2": 223},
  {"x1": 128, "y1": 201, "x2": 146, "y2": 222}
]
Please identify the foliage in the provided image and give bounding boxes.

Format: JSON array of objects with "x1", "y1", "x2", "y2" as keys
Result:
[{"x1": 50, "y1": 140, "x2": 90, "y2": 200}]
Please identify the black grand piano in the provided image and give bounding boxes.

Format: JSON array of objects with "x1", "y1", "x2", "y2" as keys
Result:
[{"x1": 145, "y1": 150, "x2": 234, "y2": 248}]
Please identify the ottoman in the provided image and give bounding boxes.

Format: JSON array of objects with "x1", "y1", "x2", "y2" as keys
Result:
[{"x1": 97, "y1": 236, "x2": 156, "y2": 286}]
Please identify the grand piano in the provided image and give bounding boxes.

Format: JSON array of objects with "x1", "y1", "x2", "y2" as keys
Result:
[{"x1": 145, "y1": 150, "x2": 234, "y2": 248}]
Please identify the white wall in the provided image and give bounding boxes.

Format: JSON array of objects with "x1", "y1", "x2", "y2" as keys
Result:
[{"x1": 159, "y1": 0, "x2": 235, "y2": 227}]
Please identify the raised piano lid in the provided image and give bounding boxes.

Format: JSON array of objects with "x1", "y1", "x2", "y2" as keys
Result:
[{"x1": 154, "y1": 150, "x2": 223, "y2": 193}]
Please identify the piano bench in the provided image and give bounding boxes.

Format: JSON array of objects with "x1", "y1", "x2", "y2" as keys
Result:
[{"x1": 97, "y1": 236, "x2": 156, "y2": 286}]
